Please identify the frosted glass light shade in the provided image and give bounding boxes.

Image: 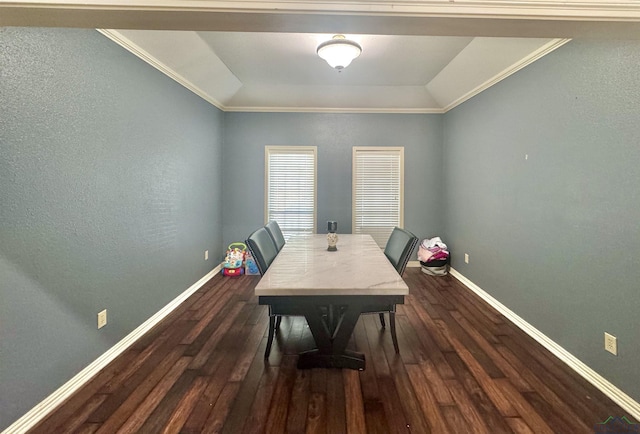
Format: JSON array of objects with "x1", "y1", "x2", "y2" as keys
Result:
[{"x1": 317, "y1": 35, "x2": 362, "y2": 70}]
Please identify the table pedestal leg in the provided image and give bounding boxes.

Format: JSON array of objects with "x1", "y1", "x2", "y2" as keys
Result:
[{"x1": 298, "y1": 303, "x2": 365, "y2": 370}]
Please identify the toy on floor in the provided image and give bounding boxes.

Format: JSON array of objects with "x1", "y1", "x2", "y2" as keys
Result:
[{"x1": 223, "y1": 242, "x2": 246, "y2": 276}]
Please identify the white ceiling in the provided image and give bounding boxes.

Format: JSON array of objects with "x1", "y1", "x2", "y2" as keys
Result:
[
  {"x1": 200, "y1": 33, "x2": 472, "y2": 86},
  {"x1": 102, "y1": 30, "x2": 567, "y2": 112},
  {"x1": 5, "y1": 0, "x2": 639, "y2": 113}
]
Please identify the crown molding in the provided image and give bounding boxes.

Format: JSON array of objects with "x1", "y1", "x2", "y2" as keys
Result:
[
  {"x1": 3, "y1": 1, "x2": 640, "y2": 39},
  {"x1": 98, "y1": 29, "x2": 565, "y2": 114},
  {"x1": 4, "y1": 1, "x2": 640, "y2": 20},
  {"x1": 442, "y1": 38, "x2": 571, "y2": 112},
  {"x1": 97, "y1": 29, "x2": 226, "y2": 111},
  {"x1": 223, "y1": 106, "x2": 445, "y2": 114},
  {"x1": 101, "y1": 30, "x2": 448, "y2": 114}
]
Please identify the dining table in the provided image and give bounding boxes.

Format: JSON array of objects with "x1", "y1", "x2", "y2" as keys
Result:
[{"x1": 255, "y1": 233, "x2": 409, "y2": 370}]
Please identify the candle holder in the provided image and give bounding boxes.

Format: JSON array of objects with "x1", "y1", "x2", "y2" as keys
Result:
[{"x1": 327, "y1": 221, "x2": 338, "y2": 251}]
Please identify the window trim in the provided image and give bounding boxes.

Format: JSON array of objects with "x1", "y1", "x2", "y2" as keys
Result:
[
  {"x1": 264, "y1": 145, "x2": 318, "y2": 235},
  {"x1": 352, "y1": 146, "x2": 405, "y2": 246}
]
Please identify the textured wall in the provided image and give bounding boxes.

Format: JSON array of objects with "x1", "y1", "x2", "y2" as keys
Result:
[
  {"x1": 221, "y1": 112, "x2": 444, "y2": 251},
  {"x1": 0, "y1": 27, "x2": 223, "y2": 429},
  {"x1": 443, "y1": 39, "x2": 640, "y2": 402}
]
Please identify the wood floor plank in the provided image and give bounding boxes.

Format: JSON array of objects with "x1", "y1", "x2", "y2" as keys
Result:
[
  {"x1": 285, "y1": 368, "x2": 311, "y2": 434},
  {"x1": 402, "y1": 304, "x2": 456, "y2": 380},
  {"x1": 57, "y1": 395, "x2": 107, "y2": 434},
  {"x1": 93, "y1": 345, "x2": 187, "y2": 433},
  {"x1": 326, "y1": 369, "x2": 347, "y2": 433},
  {"x1": 305, "y1": 392, "x2": 327, "y2": 434},
  {"x1": 75, "y1": 423, "x2": 100, "y2": 434},
  {"x1": 443, "y1": 352, "x2": 514, "y2": 434},
  {"x1": 137, "y1": 369, "x2": 198, "y2": 433},
  {"x1": 444, "y1": 277, "x2": 504, "y2": 325},
  {"x1": 29, "y1": 269, "x2": 630, "y2": 434},
  {"x1": 102, "y1": 323, "x2": 187, "y2": 394},
  {"x1": 189, "y1": 277, "x2": 235, "y2": 320},
  {"x1": 393, "y1": 315, "x2": 420, "y2": 364},
  {"x1": 282, "y1": 314, "x2": 308, "y2": 354},
  {"x1": 353, "y1": 319, "x2": 381, "y2": 402},
  {"x1": 495, "y1": 342, "x2": 595, "y2": 433},
  {"x1": 202, "y1": 303, "x2": 262, "y2": 378},
  {"x1": 437, "y1": 320, "x2": 517, "y2": 418},
  {"x1": 28, "y1": 346, "x2": 134, "y2": 434},
  {"x1": 418, "y1": 274, "x2": 457, "y2": 311},
  {"x1": 160, "y1": 376, "x2": 209, "y2": 434},
  {"x1": 377, "y1": 376, "x2": 412, "y2": 434},
  {"x1": 220, "y1": 336, "x2": 270, "y2": 434},
  {"x1": 440, "y1": 405, "x2": 470, "y2": 433},
  {"x1": 406, "y1": 295, "x2": 454, "y2": 353},
  {"x1": 363, "y1": 400, "x2": 392, "y2": 434},
  {"x1": 445, "y1": 378, "x2": 491, "y2": 434},
  {"x1": 201, "y1": 382, "x2": 242, "y2": 434},
  {"x1": 498, "y1": 334, "x2": 615, "y2": 424},
  {"x1": 505, "y1": 417, "x2": 536, "y2": 434},
  {"x1": 362, "y1": 314, "x2": 392, "y2": 378},
  {"x1": 524, "y1": 389, "x2": 594, "y2": 434},
  {"x1": 405, "y1": 364, "x2": 450, "y2": 434},
  {"x1": 432, "y1": 306, "x2": 506, "y2": 380},
  {"x1": 115, "y1": 356, "x2": 192, "y2": 433},
  {"x1": 181, "y1": 289, "x2": 235, "y2": 344},
  {"x1": 384, "y1": 358, "x2": 432, "y2": 434},
  {"x1": 445, "y1": 289, "x2": 503, "y2": 344},
  {"x1": 418, "y1": 358, "x2": 455, "y2": 406},
  {"x1": 343, "y1": 369, "x2": 365, "y2": 434},
  {"x1": 188, "y1": 301, "x2": 246, "y2": 370},
  {"x1": 228, "y1": 307, "x2": 269, "y2": 382},
  {"x1": 494, "y1": 378, "x2": 555, "y2": 434},
  {"x1": 239, "y1": 367, "x2": 280, "y2": 434},
  {"x1": 511, "y1": 331, "x2": 627, "y2": 419},
  {"x1": 182, "y1": 356, "x2": 243, "y2": 432},
  {"x1": 264, "y1": 355, "x2": 297, "y2": 433},
  {"x1": 450, "y1": 310, "x2": 532, "y2": 392}
]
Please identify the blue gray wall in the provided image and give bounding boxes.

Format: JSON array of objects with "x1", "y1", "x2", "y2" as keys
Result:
[
  {"x1": 0, "y1": 28, "x2": 223, "y2": 429},
  {"x1": 2, "y1": 27, "x2": 638, "y2": 430},
  {"x1": 221, "y1": 112, "x2": 444, "y2": 250},
  {"x1": 442, "y1": 39, "x2": 640, "y2": 402}
]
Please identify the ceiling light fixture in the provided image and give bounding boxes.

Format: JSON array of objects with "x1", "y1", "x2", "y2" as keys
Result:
[{"x1": 317, "y1": 35, "x2": 362, "y2": 70}]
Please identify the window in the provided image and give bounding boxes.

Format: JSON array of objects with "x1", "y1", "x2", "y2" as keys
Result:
[
  {"x1": 265, "y1": 146, "x2": 317, "y2": 237},
  {"x1": 352, "y1": 147, "x2": 404, "y2": 247}
]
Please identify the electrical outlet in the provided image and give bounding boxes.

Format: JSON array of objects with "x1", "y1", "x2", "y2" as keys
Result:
[
  {"x1": 604, "y1": 332, "x2": 617, "y2": 355},
  {"x1": 205, "y1": 250, "x2": 209, "y2": 261},
  {"x1": 97, "y1": 309, "x2": 107, "y2": 329},
  {"x1": 464, "y1": 253, "x2": 469, "y2": 264}
]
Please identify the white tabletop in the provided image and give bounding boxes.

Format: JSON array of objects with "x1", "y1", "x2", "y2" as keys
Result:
[{"x1": 255, "y1": 234, "x2": 409, "y2": 296}]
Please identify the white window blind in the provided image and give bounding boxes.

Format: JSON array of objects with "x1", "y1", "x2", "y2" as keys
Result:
[
  {"x1": 265, "y1": 146, "x2": 317, "y2": 237},
  {"x1": 352, "y1": 147, "x2": 404, "y2": 248}
]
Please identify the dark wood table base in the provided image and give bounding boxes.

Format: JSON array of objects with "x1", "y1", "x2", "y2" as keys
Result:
[
  {"x1": 259, "y1": 295, "x2": 404, "y2": 370},
  {"x1": 298, "y1": 349, "x2": 365, "y2": 370}
]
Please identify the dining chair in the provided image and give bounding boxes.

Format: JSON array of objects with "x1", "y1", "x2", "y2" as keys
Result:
[
  {"x1": 365, "y1": 226, "x2": 419, "y2": 353},
  {"x1": 246, "y1": 226, "x2": 287, "y2": 359},
  {"x1": 246, "y1": 227, "x2": 278, "y2": 275},
  {"x1": 384, "y1": 226, "x2": 419, "y2": 276},
  {"x1": 265, "y1": 220, "x2": 286, "y2": 252}
]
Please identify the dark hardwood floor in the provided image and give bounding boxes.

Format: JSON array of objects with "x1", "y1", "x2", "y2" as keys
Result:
[{"x1": 29, "y1": 268, "x2": 632, "y2": 433}]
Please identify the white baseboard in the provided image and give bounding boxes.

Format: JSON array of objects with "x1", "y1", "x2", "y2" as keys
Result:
[
  {"x1": 3, "y1": 265, "x2": 222, "y2": 434},
  {"x1": 449, "y1": 267, "x2": 640, "y2": 422},
  {"x1": 408, "y1": 260, "x2": 421, "y2": 267}
]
